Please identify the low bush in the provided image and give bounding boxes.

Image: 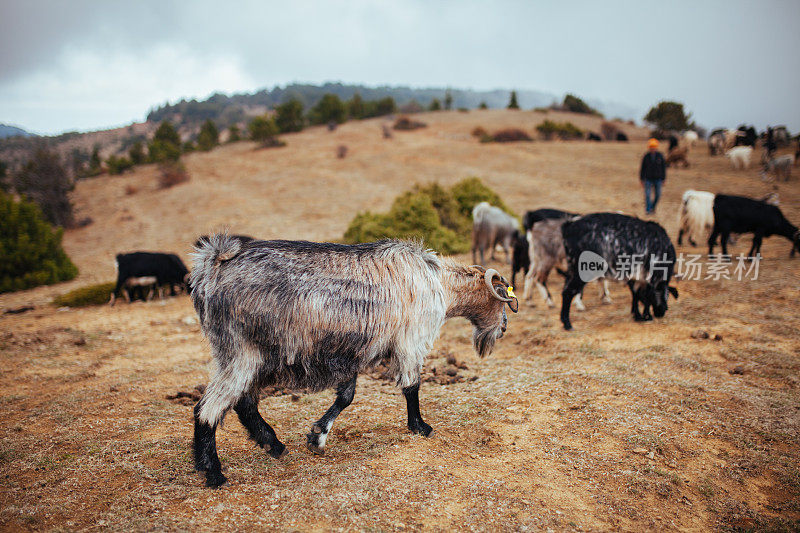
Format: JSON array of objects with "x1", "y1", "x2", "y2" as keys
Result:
[
  {"x1": 600, "y1": 121, "x2": 621, "y2": 141},
  {"x1": 106, "y1": 155, "x2": 134, "y2": 175},
  {"x1": 158, "y1": 162, "x2": 190, "y2": 188},
  {"x1": 393, "y1": 116, "x2": 427, "y2": 131},
  {"x1": 343, "y1": 177, "x2": 514, "y2": 255},
  {"x1": 536, "y1": 120, "x2": 583, "y2": 140},
  {"x1": 471, "y1": 126, "x2": 488, "y2": 138},
  {"x1": 52, "y1": 282, "x2": 115, "y2": 307},
  {"x1": 488, "y1": 128, "x2": 533, "y2": 142},
  {"x1": 0, "y1": 191, "x2": 78, "y2": 293}
]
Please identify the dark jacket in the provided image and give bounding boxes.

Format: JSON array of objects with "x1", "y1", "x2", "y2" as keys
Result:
[{"x1": 640, "y1": 151, "x2": 666, "y2": 182}]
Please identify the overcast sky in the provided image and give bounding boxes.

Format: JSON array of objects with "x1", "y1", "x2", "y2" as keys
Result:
[{"x1": 1, "y1": 0, "x2": 798, "y2": 135}]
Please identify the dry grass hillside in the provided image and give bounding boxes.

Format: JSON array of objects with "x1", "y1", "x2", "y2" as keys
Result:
[{"x1": 1, "y1": 109, "x2": 799, "y2": 531}]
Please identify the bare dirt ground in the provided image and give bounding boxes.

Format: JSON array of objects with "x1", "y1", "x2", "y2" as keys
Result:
[{"x1": 1, "y1": 110, "x2": 799, "y2": 531}]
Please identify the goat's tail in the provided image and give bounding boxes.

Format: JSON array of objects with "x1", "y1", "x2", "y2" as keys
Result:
[{"x1": 190, "y1": 233, "x2": 243, "y2": 294}]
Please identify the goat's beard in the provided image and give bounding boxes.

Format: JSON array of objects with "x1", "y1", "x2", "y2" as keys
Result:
[{"x1": 473, "y1": 326, "x2": 502, "y2": 358}]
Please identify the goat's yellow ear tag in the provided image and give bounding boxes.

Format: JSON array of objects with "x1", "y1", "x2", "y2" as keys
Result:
[{"x1": 507, "y1": 286, "x2": 516, "y2": 298}]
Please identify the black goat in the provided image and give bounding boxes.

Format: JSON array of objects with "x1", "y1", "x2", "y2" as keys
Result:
[
  {"x1": 522, "y1": 208, "x2": 576, "y2": 232},
  {"x1": 709, "y1": 195, "x2": 800, "y2": 257},
  {"x1": 510, "y1": 230, "x2": 530, "y2": 288},
  {"x1": 587, "y1": 132, "x2": 602, "y2": 141},
  {"x1": 560, "y1": 213, "x2": 678, "y2": 330},
  {"x1": 111, "y1": 252, "x2": 190, "y2": 305}
]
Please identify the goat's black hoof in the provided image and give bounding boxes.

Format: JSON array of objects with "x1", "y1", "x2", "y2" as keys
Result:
[
  {"x1": 305, "y1": 431, "x2": 326, "y2": 455},
  {"x1": 634, "y1": 315, "x2": 647, "y2": 322},
  {"x1": 408, "y1": 420, "x2": 433, "y2": 437},
  {"x1": 205, "y1": 471, "x2": 227, "y2": 488},
  {"x1": 264, "y1": 440, "x2": 287, "y2": 459},
  {"x1": 562, "y1": 323, "x2": 573, "y2": 331}
]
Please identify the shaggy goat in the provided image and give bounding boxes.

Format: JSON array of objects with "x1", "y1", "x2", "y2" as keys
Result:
[
  {"x1": 190, "y1": 235, "x2": 518, "y2": 487},
  {"x1": 472, "y1": 202, "x2": 520, "y2": 265},
  {"x1": 709, "y1": 195, "x2": 800, "y2": 257},
  {"x1": 560, "y1": 214, "x2": 678, "y2": 330},
  {"x1": 760, "y1": 154, "x2": 794, "y2": 182},
  {"x1": 521, "y1": 217, "x2": 612, "y2": 310},
  {"x1": 708, "y1": 130, "x2": 726, "y2": 156},
  {"x1": 726, "y1": 146, "x2": 753, "y2": 169},
  {"x1": 666, "y1": 145, "x2": 690, "y2": 168},
  {"x1": 683, "y1": 130, "x2": 699, "y2": 147}
]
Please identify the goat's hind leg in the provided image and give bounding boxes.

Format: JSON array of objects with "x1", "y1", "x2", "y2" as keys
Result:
[
  {"x1": 193, "y1": 402, "x2": 226, "y2": 488},
  {"x1": 234, "y1": 394, "x2": 287, "y2": 459},
  {"x1": 307, "y1": 375, "x2": 357, "y2": 455}
]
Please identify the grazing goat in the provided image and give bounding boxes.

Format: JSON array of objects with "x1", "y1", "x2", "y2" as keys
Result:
[
  {"x1": 760, "y1": 154, "x2": 794, "y2": 182},
  {"x1": 522, "y1": 208, "x2": 576, "y2": 232},
  {"x1": 521, "y1": 217, "x2": 612, "y2": 310},
  {"x1": 616, "y1": 132, "x2": 628, "y2": 142},
  {"x1": 709, "y1": 195, "x2": 800, "y2": 257},
  {"x1": 726, "y1": 146, "x2": 753, "y2": 169},
  {"x1": 708, "y1": 130, "x2": 726, "y2": 156},
  {"x1": 587, "y1": 132, "x2": 602, "y2": 141},
  {"x1": 735, "y1": 125, "x2": 758, "y2": 147},
  {"x1": 472, "y1": 202, "x2": 520, "y2": 265},
  {"x1": 190, "y1": 235, "x2": 518, "y2": 487},
  {"x1": 683, "y1": 130, "x2": 699, "y2": 147},
  {"x1": 110, "y1": 252, "x2": 189, "y2": 306},
  {"x1": 678, "y1": 190, "x2": 780, "y2": 247},
  {"x1": 666, "y1": 145, "x2": 690, "y2": 168},
  {"x1": 560, "y1": 214, "x2": 678, "y2": 330}
]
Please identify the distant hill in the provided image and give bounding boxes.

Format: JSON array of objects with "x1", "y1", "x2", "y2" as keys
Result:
[
  {"x1": 0, "y1": 124, "x2": 35, "y2": 139},
  {"x1": 146, "y1": 82, "x2": 639, "y2": 129},
  {"x1": 0, "y1": 83, "x2": 640, "y2": 171}
]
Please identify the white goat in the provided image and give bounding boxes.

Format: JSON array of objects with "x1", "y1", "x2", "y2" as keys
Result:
[
  {"x1": 677, "y1": 190, "x2": 715, "y2": 247},
  {"x1": 726, "y1": 146, "x2": 753, "y2": 170},
  {"x1": 682, "y1": 130, "x2": 699, "y2": 147}
]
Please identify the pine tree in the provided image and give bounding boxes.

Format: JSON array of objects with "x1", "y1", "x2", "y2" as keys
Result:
[
  {"x1": 274, "y1": 99, "x2": 305, "y2": 133},
  {"x1": 429, "y1": 98, "x2": 442, "y2": 111},
  {"x1": 197, "y1": 120, "x2": 220, "y2": 151},
  {"x1": 444, "y1": 90, "x2": 453, "y2": 111},
  {"x1": 0, "y1": 191, "x2": 78, "y2": 292},
  {"x1": 12, "y1": 147, "x2": 74, "y2": 227},
  {"x1": 507, "y1": 91, "x2": 519, "y2": 110}
]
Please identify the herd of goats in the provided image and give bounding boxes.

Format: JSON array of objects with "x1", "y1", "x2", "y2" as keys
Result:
[{"x1": 102, "y1": 128, "x2": 800, "y2": 487}]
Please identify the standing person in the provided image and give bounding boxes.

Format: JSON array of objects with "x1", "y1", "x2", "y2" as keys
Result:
[{"x1": 640, "y1": 138, "x2": 666, "y2": 214}]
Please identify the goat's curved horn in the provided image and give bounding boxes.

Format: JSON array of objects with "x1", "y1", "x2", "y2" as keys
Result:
[{"x1": 484, "y1": 269, "x2": 512, "y2": 302}]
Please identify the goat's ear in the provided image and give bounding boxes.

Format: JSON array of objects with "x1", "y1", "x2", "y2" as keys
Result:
[{"x1": 668, "y1": 286, "x2": 679, "y2": 299}]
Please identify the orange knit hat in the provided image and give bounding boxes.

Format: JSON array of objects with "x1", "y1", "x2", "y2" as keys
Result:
[{"x1": 647, "y1": 138, "x2": 659, "y2": 149}]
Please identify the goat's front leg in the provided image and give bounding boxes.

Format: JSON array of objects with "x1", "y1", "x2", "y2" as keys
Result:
[
  {"x1": 403, "y1": 383, "x2": 432, "y2": 437},
  {"x1": 306, "y1": 375, "x2": 357, "y2": 455}
]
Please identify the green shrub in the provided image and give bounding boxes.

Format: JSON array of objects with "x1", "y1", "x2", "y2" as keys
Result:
[
  {"x1": 275, "y1": 98, "x2": 305, "y2": 133},
  {"x1": 248, "y1": 115, "x2": 284, "y2": 147},
  {"x1": 106, "y1": 155, "x2": 134, "y2": 175},
  {"x1": 0, "y1": 191, "x2": 78, "y2": 293},
  {"x1": 536, "y1": 119, "x2": 584, "y2": 140},
  {"x1": 347, "y1": 93, "x2": 365, "y2": 119},
  {"x1": 429, "y1": 98, "x2": 442, "y2": 111},
  {"x1": 148, "y1": 121, "x2": 181, "y2": 162},
  {"x1": 450, "y1": 177, "x2": 515, "y2": 219},
  {"x1": 128, "y1": 141, "x2": 146, "y2": 165},
  {"x1": 52, "y1": 282, "x2": 115, "y2": 307},
  {"x1": 197, "y1": 119, "x2": 219, "y2": 151},
  {"x1": 308, "y1": 94, "x2": 347, "y2": 125},
  {"x1": 488, "y1": 128, "x2": 533, "y2": 142},
  {"x1": 342, "y1": 177, "x2": 513, "y2": 255},
  {"x1": 227, "y1": 125, "x2": 241, "y2": 142}
]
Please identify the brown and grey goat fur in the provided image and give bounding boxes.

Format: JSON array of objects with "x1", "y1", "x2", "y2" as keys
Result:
[
  {"x1": 190, "y1": 234, "x2": 517, "y2": 487},
  {"x1": 521, "y1": 218, "x2": 611, "y2": 310}
]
